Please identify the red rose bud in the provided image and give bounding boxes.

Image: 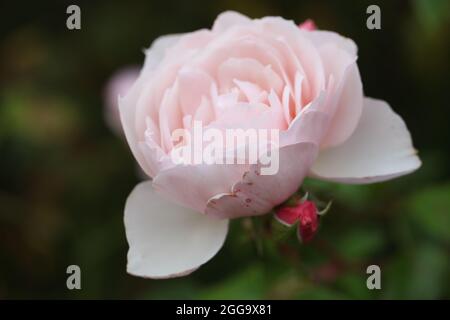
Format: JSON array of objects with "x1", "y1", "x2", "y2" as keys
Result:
[
  {"x1": 275, "y1": 199, "x2": 319, "y2": 243},
  {"x1": 296, "y1": 200, "x2": 319, "y2": 243},
  {"x1": 298, "y1": 19, "x2": 317, "y2": 31},
  {"x1": 275, "y1": 206, "x2": 300, "y2": 226}
]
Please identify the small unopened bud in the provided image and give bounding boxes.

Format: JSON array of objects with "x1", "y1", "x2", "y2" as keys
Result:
[
  {"x1": 296, "y1": 200, "x2": 319, "y2": 243},
  {"x1": 298, "y1": 19, "x2": 317, "y2": 31}
]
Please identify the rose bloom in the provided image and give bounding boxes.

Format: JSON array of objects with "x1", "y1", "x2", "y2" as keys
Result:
[{"x1": 119, "y1": 11, "x2": 421, "y2": 278}]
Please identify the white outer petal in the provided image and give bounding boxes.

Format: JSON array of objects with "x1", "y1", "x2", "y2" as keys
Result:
[
  {"x1": 125, "y1": 181, "x2": 229, "y2": 279},
  {"x1": 310, "y1": 98, "x2": 421, "y2": 184}
]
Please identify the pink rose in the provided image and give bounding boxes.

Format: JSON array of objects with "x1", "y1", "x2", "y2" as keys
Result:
[{"x1": 119, "y1": 11, "x2": 421, "y2": 278}]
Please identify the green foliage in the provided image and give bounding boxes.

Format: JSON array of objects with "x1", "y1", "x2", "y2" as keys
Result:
[{"x1": 407, "y1": 184, "x2": 450, "y2": 243}]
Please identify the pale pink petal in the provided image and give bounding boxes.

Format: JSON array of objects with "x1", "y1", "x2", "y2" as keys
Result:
[
  {"x1": 125, "y1": 181, "x2": 229, "y2": 279},
  {"x1": 258, "y1": 17, "x2": 326, "y2": 103},
  {"x1": 193, "y1": 96, "x2": 214, "y2": 124},
  {"x1": 136, "y1": 117, "x2": 174, "y2": 177},
  {"x1": 158, "y1": 86, "x2": 183, "y2": 152},
  {"x1": 217, "y1": 58, "x2": 283, "y2": 94},
  {"x1": 177, "y1": 68, "x2": 213, "y2": 116},
  {"x1": 136, "y1": 31, "x2": 213, "y2": 141},
  {"x1": 138, "y1": 142, "x2": 173, "y2": 178},
  {"x1": 213, "y1": 102, "x2": 286, "y2": 131},
  {"x1": 134, "y1": 63, "x2": 183, "y2": 144},
  {"x1": 205, "y1": 142, "x2": 318, "y2": 219},
  {"x1": 142, "y1": 34, "x2": 183, "y2": 73},
  {"x1": 282, "y1": 110, "x2": 330, "y2": 147},
  {"x1": 294, "y1": 71, "x2": 304, "y2": 113},
  {"x1": 281, "y1": 85, "x2": 293, "y2": 124},
  {"x1": 280, "y1": 92, "x2": 329, "y2": 147},
  {"x1": 153, "y1": 163, "x2": 248, "y2": 213},
  {"x1": 215, "y1": 91, "x2": 239, "y2": 109},
  {"x1": 257, "y1": 34, "x2": 306, "y2": 99},
  {"x1": 233, "y1": 79, "x2": 263, "y2": 104},
  {"x1": 318, "y1": 45, "x2": 363, "y2": 148},
  {"x1": 212, "y1": 11, "x2": 251, "y2": 33},
  {"x1": 119, "y1": 77, "x2": 156, "y2": 177},
  {"x1": 310, "y1": 98, "x2": 422, "y2": 183},
  {"x1": 195, "y1": 33, "x2": 292, "y2": 96},
  {"x1": 304, "y1": 30, "x2": 358, "y2": 56},
  {"x1": 142, "y1": 30, "x2": 212, "y2": 76}
]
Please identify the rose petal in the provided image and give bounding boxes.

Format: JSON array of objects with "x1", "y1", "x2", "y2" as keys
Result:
[
  {"x1": 158, "y1": 86, "x2": 183, "y2": 152},
  {"x1": 153, "y1": 163, "x2": 248, "y2": 213},
  {"x1": 310, "y1": 98, "x2": 422, "y2": 183},
  {"x1": 259, "y1": 17, "x2": 326, "y2": 104},
  {"x1": 213, "y1": 102, "x2": 286, "y2": 131},
  {"x1": 177, "y1": 68, "x2": 214, "y2": 116},
  {"x1": 218, "y1": 58, "x2": 283, "y2": 94},
  {"x1": 280, "y1": 92, "x2": 329, "y2": 147},
  {"x1": 142, "y1": 34, "x2": 183, "y2": 73},
  {"x1": 125, "y1": 181, "x2": 229, "y2": 279},
  {"x1": 205, "y1": 142, "x2": 318, "y2": 219},
  {"x1": 318, "y1": 45, "x2": 363, "y2": 148},
  {"x1": 119, "y1": 34, "x2": 184, "y2": 177},
  {"x1": 304, "y1": 30, "x2": 358, "y2": 56},
  {"x1": 212, "y1": 11, "x2": 251, "y2": 33},
  {"x1": 119, "y1": 78, "x2": 155, "y2": 177}
]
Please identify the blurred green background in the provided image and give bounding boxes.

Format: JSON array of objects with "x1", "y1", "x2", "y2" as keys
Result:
[{"x1": 0, "y1": 0, "x2": 449, "y2": 299}]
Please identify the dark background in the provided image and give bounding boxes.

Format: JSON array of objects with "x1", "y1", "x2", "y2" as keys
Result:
[{"x1": 0, "y1": 0, "x2": 449, "y2": 299}]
